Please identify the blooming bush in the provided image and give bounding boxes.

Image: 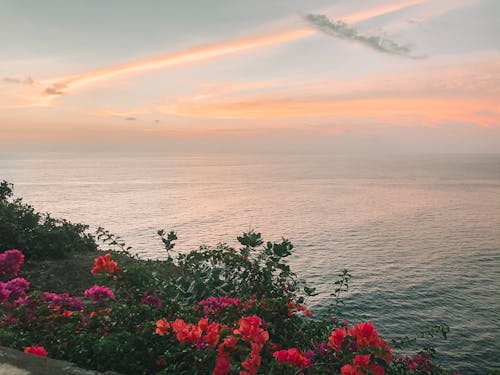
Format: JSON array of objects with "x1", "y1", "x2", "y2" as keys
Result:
[{"x1": 0, "y1": 233, "x2": 455, "y2": 374}]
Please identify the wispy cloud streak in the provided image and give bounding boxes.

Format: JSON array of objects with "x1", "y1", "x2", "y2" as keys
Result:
[
  {"x1": 43, "y1": 28, "x2": 315, "y2": 98},
  {"x1": 305, "y1": 14, "x2": 423, "y2": 59}
]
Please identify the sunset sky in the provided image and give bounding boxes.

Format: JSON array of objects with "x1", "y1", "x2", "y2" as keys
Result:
[{"x1": 1, "y1": 0, "x2": 499, "y2": 153}]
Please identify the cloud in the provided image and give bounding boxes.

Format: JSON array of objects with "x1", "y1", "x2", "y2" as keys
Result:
[
  {"x1": 3, "y1": 76, "x2": 36, "y2": 85},
  {"x1": 305, "y1": 14, "x2": 423, "y2": 59},
  {"x1": 125, "y1": 117, "x2": 136, "y2": 121}
]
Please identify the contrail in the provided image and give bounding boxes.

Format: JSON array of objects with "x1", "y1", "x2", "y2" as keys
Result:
[
  {"x1": 32, "y1": 0, "x2": 430, "y2": 100},
  {"x1": 44, "y1": 28, "x2": 315, "y2": 97}
]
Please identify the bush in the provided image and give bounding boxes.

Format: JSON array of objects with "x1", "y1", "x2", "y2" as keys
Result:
[
  {"x1": 0, "y1": 181, "x2": 97, "y2": 259},
  {"x1": 0, "y1": 231, "x2": 453, "y2": 375}
]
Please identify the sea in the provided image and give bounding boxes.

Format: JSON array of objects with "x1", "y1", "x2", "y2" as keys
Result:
[{"x1": 1, "y1": 152, "x2": 499, "y2": 373}]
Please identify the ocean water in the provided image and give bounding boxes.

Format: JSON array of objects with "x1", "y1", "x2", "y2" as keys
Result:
[{"x1": 1, "y1": 152, "x2": 499, "y2": 373}]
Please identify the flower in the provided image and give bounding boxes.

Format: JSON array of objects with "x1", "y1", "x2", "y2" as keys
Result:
[
  {"x1": 349, "y1": 322, "x2": 380, "y2": 347},
  {"x1": 171, "y1": 319, "x2": 203, "y2": 345},
  {"x1": 0, "y1": 249, "x2": 24, "y2": 275},
  {"x1": 84, "y1": 285, "x2": 115, "y2": 302},
  {"x1": 140, "y1": 291, "x2": 162, "y2": 308},
  {"x1": 273, "y1": 348, "x2": 310, "y2": 369},
  {"x1": 155, "y1": 318, "x2": 170, "y2": 336},
  {"x1": 43, "y1": 292, "x2": 83, "y2": 311},
  {"x1": 234, "y1": 315, "x2": 268, "y2": 346},
  {"x1": 341, "y1": 364, "x2": 363, "y2": 375},
  {"x1": 0, "y1": 277, "x2": 30, "y2": 302},
  {"x1": 91, "y1": 253, "x2": 120, "y2": 275},
  {"x1": 24, "y1": 346, "x2": 47, "y2": 357},
  {"x1": 328, "y1": 327, "x2": 347, "y2": 352},
  {"x1": 199, "y1": 296, "x2": 240, "y2": 317},
  {"x1": 213, "y1": 352, "x2": 231, "y2": 375}
]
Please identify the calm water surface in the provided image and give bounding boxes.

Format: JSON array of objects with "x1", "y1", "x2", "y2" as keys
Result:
[{"x1": 1, "y1": 153, "x2": 499, "y2": 373}]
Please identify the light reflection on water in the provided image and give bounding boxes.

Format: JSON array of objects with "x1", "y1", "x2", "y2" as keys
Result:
[{"x1": 1, "y1": 153, "x2": 499, "y2": 373}]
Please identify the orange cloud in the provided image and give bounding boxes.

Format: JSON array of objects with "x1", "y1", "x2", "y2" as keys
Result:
[{"x1": 160, "y1": 95, "x2": 499, "y2": 128}]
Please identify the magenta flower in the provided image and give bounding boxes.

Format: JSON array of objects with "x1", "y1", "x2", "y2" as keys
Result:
[
  {"x1": 43, "y1": 292, "x2": 84, "y2": 310},
  {"x1": 199, "y1": 296, "x2": 241, "y2": 316},
  {"x1": 0, "y1": 277, "x2": 30, "y2": 302},
  {"x1": 84, "y1": 285, "x2": 115, "y2": 303},
  {"x1": 0, "y1": 249, "x2": 24, "y2": 276}
]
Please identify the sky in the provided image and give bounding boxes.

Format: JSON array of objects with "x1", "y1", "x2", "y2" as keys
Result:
[{"x1": 1, "y1": 0, "x2": 499, "y2": 154}]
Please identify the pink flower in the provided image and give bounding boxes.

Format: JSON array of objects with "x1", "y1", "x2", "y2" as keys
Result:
[
  {"x1": 0, "y1": 250, "x2": 24, "y2": 276},
  {"x1": 84, "y1": 285, "x2": 115, "y2": 303},
  {"x1": 199, "y1": 296, "x2": 240, "y2": 316},
  {"x1": 0, "y1": 277, "x2": 30, "y2": 302},
  {"x1": 24, "y1": 346, "x2": 47, "y2": 357}
]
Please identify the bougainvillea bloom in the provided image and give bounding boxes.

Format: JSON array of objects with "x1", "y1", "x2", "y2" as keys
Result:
[
  {"x1": 341, "y1": 364, "x2": 363, "y2": 375},
  {"x1": 349, "y1": 322, "x2": 380, "y2": 347},
  {"x1": 43, "y1": 292, "x2": 83, "y2": 311},
  {"x1": 273, "y1": 348, "x2": 310, "y2": 369},
  {"x1": 155, "y1": 318, "x2": 170, "y2": 336},
  {"x1": 24, "y1": 346, "x2": 48, "y2": 357},
  {"x1": 91, "y1": 253, "x2": 120, "y2": 275},
  {"x1": 199, "y1": 296, "x2": 240, "y2": 316},
  {"x1": 0, "y1": 277, "x2": 30, "y2": 302},
  {"x1": 0, "y1": 249, "x2": 24, "y2": 275},
  {"x1": 234, "y1": 315, "x2": 269, "y2": 346},
  {"x1": 84, "y1": 285, "x2": 115, "y2": 302},
  {"x1": 328, "y1": 327, "x2": 347, "y2": 352},
  {"x1": 171, "y1": 319, "x2": 203, "y2": 345},
  {"x1": 213, "y1": 352, "x2": 231, "y2": 375}
]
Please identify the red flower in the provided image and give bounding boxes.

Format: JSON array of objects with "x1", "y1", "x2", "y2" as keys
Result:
[
  {"x1": 341, "y1": 364, "x2": 363, "y2": 375},
  {"x1": 155, "y1": 318, "x2": 170, "y2": 336},
  {"x1": 349, "y1": 322, "x2": 380, "y2": 347},
  {"x1": 213, "y1": 352, "x2": 231, "y2": 375},
  {"x1": 171, "y1": 319, "x2": 202, "y2": 345},
  {"x1": 234, "y1": 315, "x2": 269, "y2": 346},
  {"x1": 328, "y1": 327, "x2": 347, "y2": 352},
  {"x1": 273, "y1": 348, "x2": 310, "y2": 369},
  {"x1": 24, "y1": 346, "x2": 47, "y2": 357},
  {"x1": 353, "y1": 354, "x2": 371, "y2": 368},
  {"x1": 91, "y1": 253, "x2": 120, "y2": 275}
]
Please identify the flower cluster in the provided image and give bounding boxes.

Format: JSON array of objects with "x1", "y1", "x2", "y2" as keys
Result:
[
  {"x1": 84, "y1": 285, "x2": 115, "y2": 303},
  {"x1": 156, "y1": 317, "x2": 225, "y2": 348},
  {"x1": 287, "y1": 300, "x2": 313, "y2": 317},
  {"x1": 91, "y1": 253, "x2": 120, "y2": 275},
  {"x1": 155, "y1": 314, "x2": 269, "y2": 375},
  {"x1": 0, "y1": 277, "x2": 29, "y2": 303},
  {"x1": 43, "y1": 292, "x2": 84, "y2": 311},
  {"x1": 273, "y1": 348, "x2": 310, "y2": 370},
  {"x1": 328, "y1": 322, "x2": 393, "y2": 375},
  {"x1": 24, "y1": 345, "x2": 48, "y2": 357},
  {"x1": 395, "y1": 352, "x2": 441, "y2": 373},
  {"x1": 199, "y1": 296, "x2": 241, "y2": 317},
  {"x1": 0, "y1": 249, "x2": 24, "y2": 276}
]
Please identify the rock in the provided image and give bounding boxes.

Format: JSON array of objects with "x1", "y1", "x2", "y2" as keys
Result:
[{"x1": 0, "y1": 346, "x2": 120, "y2": 375}]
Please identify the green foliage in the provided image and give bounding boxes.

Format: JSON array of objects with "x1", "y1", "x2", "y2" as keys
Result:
[{"x1": 0, "y1": 180, "x2": 97, "y2": 259}]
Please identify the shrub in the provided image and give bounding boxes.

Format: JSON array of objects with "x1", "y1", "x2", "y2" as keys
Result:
[
  {"x1": 0, "y1": 180, "x2": 97, "y2": 259},
  {"x1": 0, "y1": 233, "x2": 453, "y2": 374}
]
